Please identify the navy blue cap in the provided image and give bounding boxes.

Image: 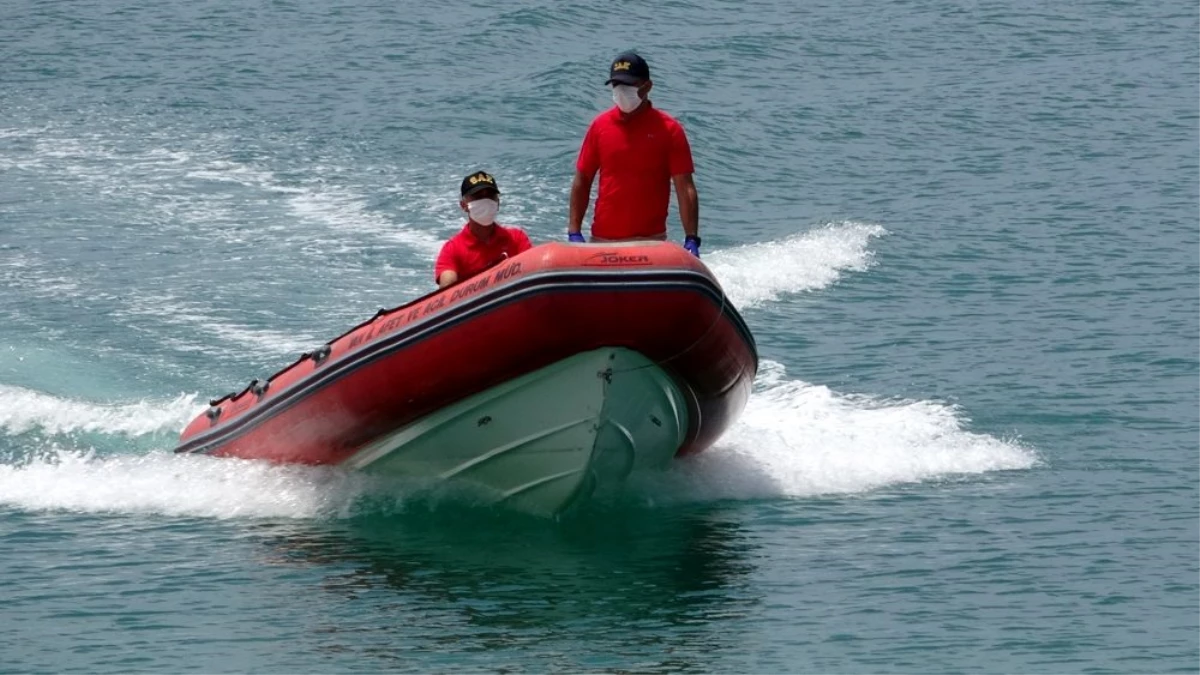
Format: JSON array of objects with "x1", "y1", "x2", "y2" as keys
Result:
[
  {"x1": 605, "y1": 52, "x2": 650, "y2": 86},
  {"x1": 461, "y1": 170, "x2": 500, "y2": 197}
]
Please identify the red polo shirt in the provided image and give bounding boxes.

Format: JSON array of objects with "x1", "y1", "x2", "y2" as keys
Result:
[
  {"x1": 576, "y1": 102, "x2": 695, "y2": 240},
  {"x1": 434, "y1": 223, "x2": 532, "y2": 284}
]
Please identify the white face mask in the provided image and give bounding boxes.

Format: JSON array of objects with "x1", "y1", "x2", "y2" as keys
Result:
[
  {"x1": 612, "y1": 84, "x2": 642, "y2": 113},
  {"x1": 466, "y1": 198, "x2": 498, "y2": 226}
]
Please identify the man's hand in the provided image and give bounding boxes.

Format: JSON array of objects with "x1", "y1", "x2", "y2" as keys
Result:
[{"x1": 683, "y1": 235, "x2": 701, "y2": 258}]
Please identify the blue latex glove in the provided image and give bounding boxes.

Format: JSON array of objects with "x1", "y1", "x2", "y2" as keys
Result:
[
  {"x1": 568, "y1": 231, "x2": 586, "y2": 243},
  {"x1": 683, "y1": 235, "x2": 701, "y2": 258}
]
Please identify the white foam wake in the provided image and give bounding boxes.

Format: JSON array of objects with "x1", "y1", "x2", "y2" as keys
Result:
[
  {"x1": 0, "y1": 450, "x2": 372, "y2": 520},
  {"x1": 116, "y1": 292, "x2": 324, "y2": 358},
  {"x1": 0, "y1": 385, "x2": 203, "y2": 437},
  {"x1": 288, "y1": 187, "x2": 445, "y2": 256},
  {"x1": 0, "y1": 359, "x2": 1036, "y2": 520},
  {"x1": 186, "y1": 159, "x2": 447, "y2": 254},
  {"x1": 706, "y1": 221, "x2": 887, "y2": 308},
  {"x1": 658, "y1": 360, "x2": 1037, "y2": 501}
]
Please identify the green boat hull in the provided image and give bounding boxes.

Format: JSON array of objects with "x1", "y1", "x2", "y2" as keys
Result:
[{"x1": 343, "y1": 347, "x2": 689, "y2": 516}]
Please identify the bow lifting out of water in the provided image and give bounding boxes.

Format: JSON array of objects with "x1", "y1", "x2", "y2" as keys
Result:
[{"x1": 173, "y1": 241, "x2": 758, "y2": 516}]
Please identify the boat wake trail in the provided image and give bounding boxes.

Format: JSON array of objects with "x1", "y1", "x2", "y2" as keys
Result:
[
  {"x1": 706, "y1": 221, "x2": 887, "y2": 309},
  {"x1": 0, "y1": 450, "x2": 375, "y2": 520},
  {"x1": 0, "y1": 361, "x2": 1036, "y2": 520},
  {"x1": 0, "y1": 385, "x2": 202, "y2": 438},
  {"x1": 639, "y1": 360, "x2": 1037, "y2": 503}
]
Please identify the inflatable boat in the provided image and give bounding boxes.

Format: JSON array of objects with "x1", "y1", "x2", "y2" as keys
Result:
[{"x1": 174, "y1": 241, "x2": 758, "y2": 515}]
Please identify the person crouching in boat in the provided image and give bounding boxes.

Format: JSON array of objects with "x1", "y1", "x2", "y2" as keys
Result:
[{"x1": 435, "y1": 170, "x2": 533, "y2": 289}]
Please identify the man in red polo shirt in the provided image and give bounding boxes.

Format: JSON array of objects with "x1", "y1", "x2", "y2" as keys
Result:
[
  {"x1": 568, "y1": 51, "x2": 702, "y2": 257},
  {"x1": 435, "y1": 171, "x2": 533, "y2": 289}
]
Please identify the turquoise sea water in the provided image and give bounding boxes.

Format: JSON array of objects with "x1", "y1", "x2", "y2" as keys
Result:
[{"x1": 1, "y1": 1, "x2": 1197, "y2": 673}]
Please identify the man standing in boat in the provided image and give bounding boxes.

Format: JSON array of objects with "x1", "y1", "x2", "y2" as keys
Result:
[
  {"x1": 436, "y1": 171, "x2": 533, "y2": 289},
  {"x1": 567, "y1": 51, "x2": 702, "y2": 258}
]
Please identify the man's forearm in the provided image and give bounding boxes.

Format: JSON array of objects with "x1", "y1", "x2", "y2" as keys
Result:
[
  {"x1": 568, "y1": 193, "x2": 586, "y2": 232},
  {"x1": 679, "y1": 184, "x2": 699, "y2": 237},
  {"x1": 569, "y1": 172, "x2": 593, "y2": 232}
]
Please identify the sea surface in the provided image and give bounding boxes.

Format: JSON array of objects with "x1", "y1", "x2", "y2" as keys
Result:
[{"x1": 1, "y1": 1, "x2": 1197, "y2": 673}]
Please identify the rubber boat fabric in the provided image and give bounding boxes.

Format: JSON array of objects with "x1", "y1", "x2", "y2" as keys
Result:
[{"x1": 174, "y1": 241, "x2": 758, "y2": 515}]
